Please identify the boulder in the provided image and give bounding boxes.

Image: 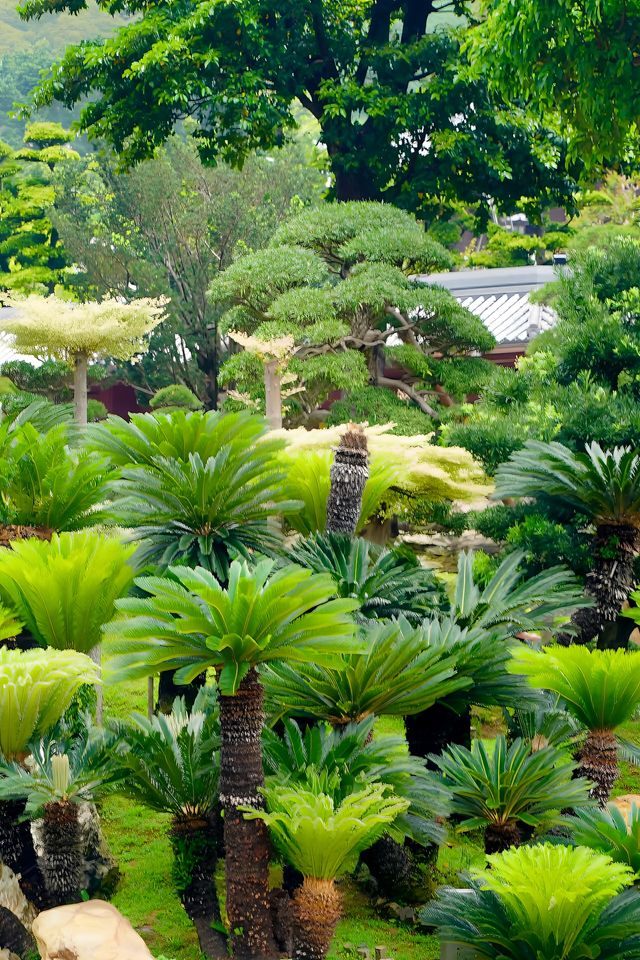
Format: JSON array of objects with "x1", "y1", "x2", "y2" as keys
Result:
[
  {"x1": 0, "y1": 864, "x2": 37, "y2": 930},
  {"x1": 610, "y1": 794, "x2": 640, "y2": 825},
  {"x1": 32, "y1": 901, "x2": 153, "y2": 960}
]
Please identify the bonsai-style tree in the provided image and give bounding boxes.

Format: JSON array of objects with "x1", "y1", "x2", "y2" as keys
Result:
[
  {"x1": 0, "y1": 295, "x2": 166, "y2": 423},
  {"x1": 432, "y1": 736, "x2": 591, "y2": 854},
  {"x1": 495, "y1": 441, "x2": 640, "y2": 646},
  {"x1": 105, "y1": 559, "x2": 359, "y2": 960},
  {"x1": 511, "y1": 645, "x2": 640, "y2": 804},
  {"x1": 212, "y1": 202, "x2": 494, "y2": 425}
]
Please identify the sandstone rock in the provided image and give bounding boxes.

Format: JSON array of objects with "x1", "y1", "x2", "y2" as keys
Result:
[
  {"x1": 32, "y1": 900, "x2": 153, "y2": 960},
  {"x1": 0, "y1": 864, "x2": 37, "y2": 930}
]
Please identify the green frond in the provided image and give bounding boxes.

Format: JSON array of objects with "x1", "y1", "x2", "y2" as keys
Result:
[{"x1": 564, "y1": 803, "x2": 640, "y2": 873}]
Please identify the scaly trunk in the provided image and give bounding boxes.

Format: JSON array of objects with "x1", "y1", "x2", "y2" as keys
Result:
[
  {"x1": 326, "y1": 426, "x2": 369, "y2": 536},
  {"x1": 219, "y1": 669, "x2": 276, "y2": 960},
  {"x1": 0, "y1": 525, "x2": 52, "y2": 547},
  {"x1": 0, "y1": 905, "x2": 37, "y2": 959},
  {"x1": 292, "y1": 877, "x2": 342, "y2": 960},
  {"x1": 405, "y1": 702, "x2": 471, "y2": 765},
  {"x1": 74, "y1": 350, "x2": 88, "y2": 426},
  {"x1": 360, "y1": 835, "x2": 436, "y2": 904},
  {"x1": 41, "y1": 800, "x2": 83, "y2": 905},
  {"x1": 578, "y1": 729, "x2": 619, "y2": 806},
  {"x1": 484, "y1": 821, "x2": 521, "y2": 855},
  {"x1": 0, "y1": 798, "x2": 46, "y2": 908},
  {"x1": 170, "y1": 815, "x2": 227, "y2": 960},
  {"x1": 561, "y1": 523, "x2": 639, "y2": 646}
]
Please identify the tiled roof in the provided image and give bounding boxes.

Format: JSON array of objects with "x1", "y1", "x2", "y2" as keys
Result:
[{"x1": 457, "y1": 294, "x2": 556, "y2": 345}]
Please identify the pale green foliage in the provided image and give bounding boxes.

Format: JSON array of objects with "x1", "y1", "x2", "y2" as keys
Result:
[
  {"x1": 479, "y1": 845, "x2": 634, "y2": 954},
  {"x1": 0, "y1": 604, "x2": 23, "y2": 643},
  {"x1": 106, "y1": 558, "x2": 359, "y2": 695},
  {"x1": 1, "y1": 295, "x2": 166, "y2": 360},
  {"x1": 433, "y1": 736, "x2": 591, "y2": 833},
  {"x1": 0, "y1": 532, "x2": 136, "y2": 654},
  {"x1": 244, "y1": 781, "x2": 408, "y2": 879},
  {"x1": 510, "y1": 645, "x2": 640, "y2": 731},
  {"x1": 0, "y1": 647, "x2": 98, "y2": 759}
]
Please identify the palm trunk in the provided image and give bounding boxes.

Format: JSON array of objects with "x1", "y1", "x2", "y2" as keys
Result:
[
  {"x1": 170, "y1": 815, "x2": 227, "y2": 960},
  {"x1": 484, "y1": 821, "x2": 521, "y2": 855},
  {"x1": 0, "y1": 906, "x2": 37, "y2": 959},
  {"x1": 219, "y1": 669, "x2": 276, "y2": 960},
  {"x1": 326, "y1": 426, "x2": 369, "y2": 536},
  {"x1": 405, "y1": 702, "x2": 471, "y2": 765},
  {"x1": 563, "y1": 523, "x2": 639, "y2": 646},
  {"x1": 0, "y1": 798, "x2": 46, "y2": 908},
  {"x1": 360, "y1": 835, "x2": 434, "y2": 903},
  {"x1": 292, "y1": 877, "x2": 341, "y2": 960},
  {"x1": 578, "y1": 729, "x2": 619, "y2": 806},
  {"x1": 41, "y1": 800, "x2": 83, "y2": 905}
]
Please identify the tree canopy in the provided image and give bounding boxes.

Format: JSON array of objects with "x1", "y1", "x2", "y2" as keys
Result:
[{"x1": 21, "y1": 0, "x2": 580, "y2": 223}]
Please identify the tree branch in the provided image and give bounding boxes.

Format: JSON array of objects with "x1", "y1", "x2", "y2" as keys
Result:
[{"x1": 377, "y1": 374, "x2": 440, "y2": 418}]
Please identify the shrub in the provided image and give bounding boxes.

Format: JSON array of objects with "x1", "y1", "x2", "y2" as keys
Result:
[
  {"x1": 406, "y1": 498, "x2": 469, "y2": 534},
  {"x1": 150, "y1": 384, "x2": 203, "y2": 411},
  {"x1": 470, "y1": 502, "x2": 531, "y2": 542},
  {"x1": 326, "y1": 386, "x2": 434, "y2": 436},
  {"x1": 87, "y1": 399, "x2": 108, "y2": 421},
  {"x1": 441, "y1": 419, "x2": 525, "y2": 475}
]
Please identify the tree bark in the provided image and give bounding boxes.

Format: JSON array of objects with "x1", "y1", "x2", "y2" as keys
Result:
[
  {"x1": 404, "y1": 702, "x2": 471, "y2": 765},
  {"x1": 0, "y1": 906, "x2": 37, "y2": 960},
  {"x1": 73, "y1": 350, "x2": 88, "y2": 426},
  {"x1": 41, "y1": 800, "x2": 83, "y2": 905},
  {"x1": 326, "y1": 426, "x2": 369, "y2": 535},
  {"x1": 484, "y1": 821, "x2": 521, "y2": 855},
  {"x1": 170, "y1": 815, "x2": 228, "y2": 960},
  {"x1": 292, "y1": 877, "x2": 341, "y2": 960},
  {"x1": 264, "y1": 361, "x2": 283, "y2": 430},
  {"x1": 577, "y1": 729, "x2": 619, "y2": 806},
  {"x1": 219, "y1": 670, "x2": 277, "y2": 960},
  {"x1": 0, "y1": 799, "x2": 47, "y2": 908}
]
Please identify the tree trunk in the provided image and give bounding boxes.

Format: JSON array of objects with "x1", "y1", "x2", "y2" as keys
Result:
[
  {"x1": 292, "y1": 877, "x2": 342, "y2": 960},
  {"x1": 560, "y1": 523, "x2": 639, "y2": 646},
  {"x1": 578, "y1": 729, "x2": 619, "y2": 806},
  {"x1": 157, "y1": 670, "x2": 206, "y2": 714},
  {"x1": 170, "y1": 815, "x2": 227, "y2": 960},
  {"x1": 0, "y1": 905, "x2": 37, "y2": 960},
  {"x1": 484, "y1": 821, "x2": 521, "y2": 855},
  {"x1": 219, "y1": 670, "x2": 276, "y2": 960},
  {"x1": 90, "y1": 644, "x2": 103, "y2": 726},
  {"x1": 405, "y1": 702, "x2": 471, "y2": 765},
  {"x1": 0, "y1": 798, "x2": 47, "y2": 908},
  {"x1": 73, "y1": 351, "x2": 88, "y2": 426},
  {"x1": 361, "y1": 835, "x2": 436, "y2": 904},
  {"x1": 41, "y1": 800, "x2": 83, "y2": 905},
  {"x1": 264, "y1": 361, "x2": 282, "y2": 430},
  {"x1": 326, "y1": 426, "x2": 369, "y2": 536}
]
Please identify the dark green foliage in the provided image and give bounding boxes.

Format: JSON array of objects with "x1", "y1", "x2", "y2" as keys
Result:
[
  {"x1": 443, "y1": 418, "x2": 525, "y2": 475},
  {"x1": 506, "y1": 513, "x2": 592, "y2": 577},
  {"x1": 407, "y1": 499, "x2": 469, "y2": 535},
  {"x1": 150, "y1": 385, "x2": 203, "y2": 412},
  {"x1": 562, "y1": 804, "x2": 640, "y2": 873},
  {"x1": 287, "y1": 532, "x2": 444, "y2": 624},
  {"x1": 86, "y1": 399, "x2": 107, "y2": 422},
  {"x1": 470, "y1": 502, "x2": 531, "y2": 542},
  {"x1": 326, "y1": 387, "x2": 434, "y2": 436}
]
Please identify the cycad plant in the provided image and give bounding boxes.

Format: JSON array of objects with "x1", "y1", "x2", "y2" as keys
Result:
[
  {"x1": 325, "y1": 425, "x2": 369, "y2": 535},
  {"x1": 562, "y1": 804, "x2": 640, "y2": 873},
  {"x1": 0, "y1": 726, "x2": 120, "y2": 905},
  {"x1": 511, "y1": 645, "x2": 640, "y2": 803},
  {"x1": 432, "y1": 736, "x2": 592, "y2": 853},
  {"x1": 287, "y1": 532, "x2": 443, "y2": 624},
  {"x1": 91, "y1": 409, "x2": 296, "y2": 578},
  {"x1": 105, "y1": 559, "x2": 358, "y2": 960},
  {"x1": 0, "y1": 422, "x2": 111, "y2": 540},
  {"x1": 422, "y1": 843, "x2": 640, "y2": 960},
  {"x1": 262, "y1": 616, "x2": 469, "y2": 727},
  {"x1": 0, "y1": 647, "x2": 98, "y2": 904},
  {"x1": 245, "y1": 782, "x2": 407, "y2": 960},
  {"x1": 495, "y1": 441, "x2": 640, "y2": 645},
  {"x1": 111, "y1": 689, "x2": 224, "y2": 957}
]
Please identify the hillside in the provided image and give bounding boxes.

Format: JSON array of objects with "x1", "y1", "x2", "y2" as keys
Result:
[{"x1": 0, "y1": 0, "x2": 118, "y2": 53}]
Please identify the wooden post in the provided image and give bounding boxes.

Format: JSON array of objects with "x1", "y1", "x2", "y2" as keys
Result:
[{"x1": 264, "y1": 360, "x2": 282, "y2": 430}]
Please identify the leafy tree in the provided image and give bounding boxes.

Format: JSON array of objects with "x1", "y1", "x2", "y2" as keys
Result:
[
  {"x1": 422, "y1": 843, "x2": 640, "y2": 960},
  {"x1": 22, "y1": 0, "x2": 580, "y2": 224},
  {"x1": 511, "y1": 645, "x2": 640, "y2": 805},
  {"x1": 150, "y1": 384, "x2": 203, "y2": 413},
  {"x1": 472, "y1": 0, "x2": 640, "y2": 168},
  {"x1": 51, "y1": 136, "x2": 325, "y2": 406},
  {"x1": 105, "y1": 559, "x2": 358, "y2": 960},
  {"x1": 0, "y1": 294, "x2": 166, "y2": 422},
  {"x1": 0, "y1": 122, "x2": 77, "y2": 294},
  {"x1": 495, "y1": 441, "x2": 640, "y2": 647},
  {"x1": 432, "y1": 736, "x2": 591, "y2": 854},
  {"x1": 212, "y1": 202, "x2": 493, "y2": 424},
  {"x1": 245, "y1": 782, "x2": 407, "y2": 960}
]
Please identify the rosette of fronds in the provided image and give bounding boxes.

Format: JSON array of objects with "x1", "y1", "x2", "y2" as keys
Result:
[
  {"x1": 0, "y1": 648, "x2": 99, "y2": 760},
  {"x1": 423, "y1": 844, "x2": 640, "y2": 960},
  {"x1": 562, "y1": 803, "x2": 640, "y2": 873}
]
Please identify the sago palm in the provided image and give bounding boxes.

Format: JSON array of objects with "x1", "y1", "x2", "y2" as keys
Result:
[
  {"x1": 92, "y1": 409, "x2": 296, "y2": 578},
  {"x1": 422, "y1": 843, "x2": 640, "y2": 960},
  {"x1": 105, "y1": 558, "x2": 358, "y2": 960},
  {"x1": 0, "y1": 725, "x2": 120, "y2": 905},
  {"x1": 432, "y1": 735, "x2": 591, "y2": 854},
  {"x1": 111, "y1": 688, "x2": 224, "y2": 957},
  {"x1": 262, "y1": 616, "x2": 469, "y2": 727},
  {"x1": 325, "y1": 425, "x2": 369, "y2": 535},
  {"x1": 0, "y1": 647, "x2": 98, "y2": 905},
  {"x1": 495, "y1": 441, "x2": 640, "y2": 644},
  {"x1": 511, "y1": 645, "x2": 640, "y2": 803},
  {"x1": 562, "y1": 803, "x2": 640, "y2": 874},
  {"x1": 245, "y1": 782, "x2": 407, "y2": 960},
  {"x1": 287, "y1": 532, "x2": 443, "y2": 624}
]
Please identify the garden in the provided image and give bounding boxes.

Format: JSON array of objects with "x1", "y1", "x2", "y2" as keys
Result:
[{"x1": 3, "y1": 2, "x2": 640, "y2": 960}]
